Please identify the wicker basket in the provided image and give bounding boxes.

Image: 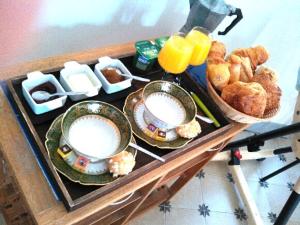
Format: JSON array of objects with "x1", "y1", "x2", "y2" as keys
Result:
[{"x1": 206, "y1": 79, "x2": 279, "y2": 124}]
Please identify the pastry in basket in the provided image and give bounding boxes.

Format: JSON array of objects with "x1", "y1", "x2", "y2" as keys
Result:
[
  {"x1": 176, "y1": 119, "x2": 201, "y2": 139},
  {"x1": 207, "y1": 57, "x2": 230, "y2": 91},
  {"x1": 107, "y1": 151, "x2": 136, "y2": 178},
  {"x1": 231, "y1": 46, "x2": 269, "y2": 70},
  {"x1": 208, "y1": 41, "x2": 226, "y2": 59},
  {"x1": 221, "y1": 81, "x2": 267, "y2": 117},
  {"x1": 251, "y1": 68, "x2": 281, "y2": 114},
  {"x1": 226, "y1": 54, "x2": 242, "y2": 84},
  {"x1": 239, "y1": 56, "x2": 254, "y2": 82},
  {"x1": 255, "y1": 66, "x2": 278, "y2": 83}
]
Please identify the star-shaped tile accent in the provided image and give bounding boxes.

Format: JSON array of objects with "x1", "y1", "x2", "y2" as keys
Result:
[
  {"x1": 234, "y1": 208, "x2": 248, "y2": 221},
  {"x1": 259, "y1": 180, "x2": 269, "y2": 188},
  {"x1": 159, "y1": 201, "x2": 171, "y2": 213},
  {"x1": 226, "y1": 172, "x2": 235, "y2": 183},
  {"x1": 278, "y1": 154, "x2": 287, "y2": 162},
  {"x1": 268, "y1": 212, "x2": 277, "y2": 223},
  {"x1": 287, "y1": 182, "x2": 295, "y2": 191},
  {"x1": 196, "y1": 169, "x2": 205, "y2": 179},
  {"x1": 198, "y1": 203, "x2": 210, "y2": 217}
]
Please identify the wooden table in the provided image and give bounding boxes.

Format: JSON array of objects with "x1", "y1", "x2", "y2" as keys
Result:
[{"x1": 0, "y1": 42, "x2": 247, "y2": 225}]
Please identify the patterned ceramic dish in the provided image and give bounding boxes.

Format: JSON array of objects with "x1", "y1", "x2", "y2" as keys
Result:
[
  {"x1": 45, "y1": 114, "x2": 137, "y2": 185},
  {"x1": 123, "y1": 89, "x2": 193, "y2": 149},
  {"x1": 61, "y1": 101, "x2": 132, "y2": 162},
  {"x1": 94, "y1": 56, "x2": 133, "y2": 94},
  {"x1": 22, "y1": 71, "x2": 67, "y2": 115},
  {"x1": 142, "y1": 81, "x2": 197, "y2": 131}
]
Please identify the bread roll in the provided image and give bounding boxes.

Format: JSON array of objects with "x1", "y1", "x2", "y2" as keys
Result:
[
  {"x1": 255, "y1": 66, "x2": 278, "y2": 83},
  {"x1": 207, "y1": 58, "x2": 230, "y2": 91},
  {"x1": 208, "y1": 41, "x2": 226, "y2": 59},
  {"x1": 221, "y1": 81, "x2": 267, "y2": 117},
  {"x1": 251, "y1": 70, "x2": 281, "y2": 113}
]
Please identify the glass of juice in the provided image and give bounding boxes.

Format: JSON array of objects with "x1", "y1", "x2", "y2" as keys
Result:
[
  {"x1": 158, "y1": 32, "x2": 193, "y2": 83},
  {"x1": 185, "y1": 26, "x2": 212, "y2": 66}
]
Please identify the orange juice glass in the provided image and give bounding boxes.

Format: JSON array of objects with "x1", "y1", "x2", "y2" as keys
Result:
[
  {"x1": 158, "y1": 33, "x2": 193, "y2": 74},
  {"x1": 186, "y1": 27, "x2": 211, "y2": 66}
]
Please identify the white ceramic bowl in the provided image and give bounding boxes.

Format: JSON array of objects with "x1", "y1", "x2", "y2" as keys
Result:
[
  {"x1": 60, "y1": 61, "x2": 102, "y2": 101},
  {"x1": 22, "y1": 71, "x2": 67, "y2": 115},
  {"x1": 94, "y1": 56, "x2": 132, "y2": 94}
]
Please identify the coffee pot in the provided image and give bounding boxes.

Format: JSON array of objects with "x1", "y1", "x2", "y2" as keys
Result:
[{"x1": 180, "y1": 0, "x2": 243, "y2": 35}]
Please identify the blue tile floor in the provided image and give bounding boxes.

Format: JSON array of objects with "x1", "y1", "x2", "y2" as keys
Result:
[{"x1": 130, "y1": 131, "x2": 300, "y2": 225}]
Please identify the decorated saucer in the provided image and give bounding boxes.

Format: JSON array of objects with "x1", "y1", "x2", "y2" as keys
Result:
[
  {"x1": 45, "y1": 114, "x2": 137, "y2": 185},
  {"x1": 123, "y1": 89, "x2": 193, "y2": 149}
]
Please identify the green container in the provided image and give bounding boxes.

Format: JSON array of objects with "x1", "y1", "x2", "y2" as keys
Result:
[
  {"x1": 133, "y1": 40, "x2": 159, "y2": 72},
  {"x1": 155, "y1": 36, "x2": 169, "y2": 50}
]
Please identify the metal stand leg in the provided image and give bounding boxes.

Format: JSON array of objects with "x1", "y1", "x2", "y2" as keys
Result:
[
  {"x1": 260, "y1": 158, "x2": 300, "y2": 182},
  {"x1": 228, "y1": 149, "x2": 264, "y2": 225},
  {"x1": 224, "y1": 122, "x2": 300, "y2": 151},
  {"x1": 274, "y1": 177, "x2": 300, "y2": 225}
]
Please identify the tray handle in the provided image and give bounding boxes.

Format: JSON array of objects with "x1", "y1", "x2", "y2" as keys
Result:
[{"x1": 109, "y1": 192, "x2": 134, "y2": 206}]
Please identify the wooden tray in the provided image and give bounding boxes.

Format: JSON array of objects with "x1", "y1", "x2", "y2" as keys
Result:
[{"x1": 6, "y1": 55, "x2": 232, "y2": 211}]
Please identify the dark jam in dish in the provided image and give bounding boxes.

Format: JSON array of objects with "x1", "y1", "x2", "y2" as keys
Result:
[
  {"x1": 29, "y1": 81, "x2": 58, "y2": 104},
  {"x1": 101, "y1": 67, "x2": 125, "y2": 84}
]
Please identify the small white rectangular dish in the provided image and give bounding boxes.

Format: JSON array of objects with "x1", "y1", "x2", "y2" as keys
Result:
[
  {"x1": 22, "y1": 71, "x2": 67, "y2": 115},
  {"x1": 94, "y1": 56, "x2": 132, "y2": 94},
  {"x1": 60, "y1": 61, "x2": 102, "y2": 101}
]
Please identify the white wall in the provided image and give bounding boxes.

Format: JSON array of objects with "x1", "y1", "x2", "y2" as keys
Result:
[
  {"x1": 2, "y1": 0, "x2": 299, "y2": 125},
  {"x1": 4, "y1": 0, "x2": 189, "y2": 67}
]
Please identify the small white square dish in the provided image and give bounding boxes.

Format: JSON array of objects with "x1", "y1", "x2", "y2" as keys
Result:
[
  {"x1": 94, "y1": 56, "x2": 132, "y2": 94},
  {"x1": 60, "y1": 61, "x2": 102, "y2": 101},
  {"x1": 22, "y1": 71, "x2": 67, "y2": 115}
]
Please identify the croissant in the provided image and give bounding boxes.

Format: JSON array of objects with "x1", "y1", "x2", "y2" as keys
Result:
[
  {"x1": 227, "y1": 54, "x2": 242, "y2": 84},
  {"x1": 239, "y1": 57, "x2": 253, "y2": 82},
  {"x1": 208, "y1": 41, "x2": 226, "y2": 59},
  {"x1": 232, "y1": 46, "x2": 269, "y2": 70}
]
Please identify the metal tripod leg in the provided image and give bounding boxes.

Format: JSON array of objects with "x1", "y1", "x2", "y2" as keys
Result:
[
  {"x1": 274, "y1": 177, "x2": 300, "y2": 225},
  {"x1": 260, "y1": 158, "x2": 300, "y2": 182}
]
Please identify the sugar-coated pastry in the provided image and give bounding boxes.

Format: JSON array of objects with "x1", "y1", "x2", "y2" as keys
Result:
[
  {"x1": 251, "y1": 70, "x2": 281, "y2": 113},
  {"x1": 176, "y1": 119, "x2": 201, "y2": 139},
  {"x1": 221, "y1": 81, "x2": 267, "y2": 117},
  {"x1": 107, "y1": 151, "x2": 136, "y2": 178},
  {"x1": 255, "y1": 66, "x2": 278, "y2": 83}
]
